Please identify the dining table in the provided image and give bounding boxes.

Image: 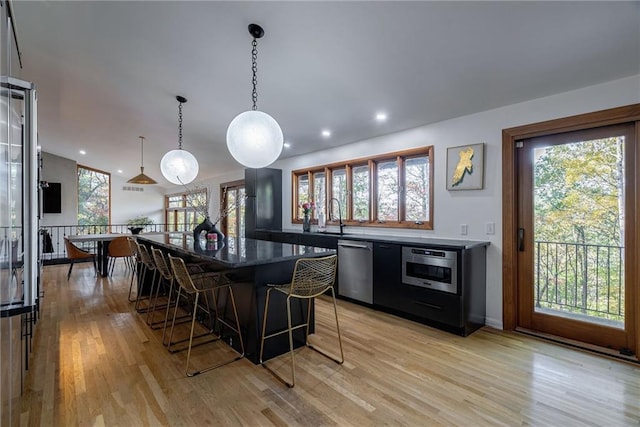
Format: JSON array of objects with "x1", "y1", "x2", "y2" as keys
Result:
[{"x1": 67, "y1": 232, "x2": 165, "y2": 276}]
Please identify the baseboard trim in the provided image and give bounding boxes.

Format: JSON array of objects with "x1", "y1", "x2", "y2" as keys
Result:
[{"x1": 515, "y1": 327, "x2": 639, "y2": 364}]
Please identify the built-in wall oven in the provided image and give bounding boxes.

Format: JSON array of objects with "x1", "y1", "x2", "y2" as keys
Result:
[{"x1": 401, "y1": 247, "x2": 458, "y2": 294}]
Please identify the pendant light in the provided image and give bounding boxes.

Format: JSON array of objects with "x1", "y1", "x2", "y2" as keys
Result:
[
  {"x1": 160, "y1": 96, "x2": 199, "y2": 185},
  {"x1": 127, "y1": 136, "x2": 157, "y2": 184},
  {"x1": 226, "y1": 23, "x2": 283, "y2": 169}
]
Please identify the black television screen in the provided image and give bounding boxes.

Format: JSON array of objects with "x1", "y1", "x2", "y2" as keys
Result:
[{"x1": 43, "y1": 182, "x2": 62, "y2": 214}]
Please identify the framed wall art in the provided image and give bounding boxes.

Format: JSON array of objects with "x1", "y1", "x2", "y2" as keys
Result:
[{"x1": 446, "y1": 143, "x2": 485, "y2": 190}]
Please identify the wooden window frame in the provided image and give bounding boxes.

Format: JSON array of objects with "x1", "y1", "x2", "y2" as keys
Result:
[
  {"x1": 219, "y1": 179, "x2": 245, "y2": 238},
  {"x1": 502, "y1": 103, "x2": 640, "y2": 357},
  {"x1": 77, "y1": 164, "x2": 111, "y2": 226},
  {"x1": 292, "y1": 146, "x2": 434, "y2": 230},
  {"x1": 164, "y1": 187, "x2": 208, "y2": 232}
]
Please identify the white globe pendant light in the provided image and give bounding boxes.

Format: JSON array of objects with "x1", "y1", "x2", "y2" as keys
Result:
[
  {"x1": 226, "y1": 24, "x2": 283, "y2": 169},
  {"x1": 160, "y1": 96, "x2": 199, "y2": 185}
]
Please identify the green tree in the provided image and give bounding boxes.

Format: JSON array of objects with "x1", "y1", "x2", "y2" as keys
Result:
[{"x1": 78, "y1": 167, "x2": 110, "y2": 225}]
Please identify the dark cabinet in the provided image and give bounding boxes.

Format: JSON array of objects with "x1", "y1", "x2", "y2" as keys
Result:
[
  {"x1": 244, "y1": 168, "x2": 282, "y2": 238},
  {"x1": 373, "y1": 242, "x2": 402, "y2": 307},
  {"x1": 373, "y1": 242, "x2": 486, "y2": 336}
]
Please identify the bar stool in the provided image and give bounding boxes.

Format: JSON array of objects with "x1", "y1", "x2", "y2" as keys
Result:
[
  {"x1": 259, "y1": 254, "x2": 343, "y2": 388},
  {"x1": 167, "y1": 254, "x2": 244, "y2": 377},
  {"x1": 148, "y1": 247, "x2": 180, "y2": 330},
  {"x1": 126, "y1": 237, "x2": 141, "y2": 302},
  {"x1": 134, "y1": 244, "x2": 156, "y2": 313}
]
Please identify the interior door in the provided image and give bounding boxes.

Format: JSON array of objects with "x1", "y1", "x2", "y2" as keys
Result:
[{"x1": 516, "y1": 123, "x2": 636, "y2": 354}]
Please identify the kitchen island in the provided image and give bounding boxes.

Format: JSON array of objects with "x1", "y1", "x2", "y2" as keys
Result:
[{"x1": 137, "y1": 233, "x2": 336, "y2": 363}]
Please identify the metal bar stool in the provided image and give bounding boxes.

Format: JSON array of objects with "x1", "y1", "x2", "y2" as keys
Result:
[
  {"x1": 259, "y1": 254, "x2": 343, "y2": 388},
  {"x1": 148, "y1": 247, "x2": 185, "y2": 331},
  {"x1": 167, "y1": 254, "x2": 245, "y2": 377},
  {"x1": 134, "y1": 243, "x2": 156, "y2": 313},
  {"x1": 126, "y1": 237, "x2": 140, "y2": 302}
]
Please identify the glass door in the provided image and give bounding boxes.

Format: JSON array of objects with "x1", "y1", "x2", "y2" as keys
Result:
[{"x1": 516, "y1": 123, "x2": 636, "y2": 353}]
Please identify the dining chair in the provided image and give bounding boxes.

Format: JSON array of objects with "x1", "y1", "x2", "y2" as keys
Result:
[
  {"x1": 167, "y1": 254, "x2": 244, "y2": 377},
  {"x1": 64, "y1": 238, "x2": 97, "y2": 280},
  {"x1": 259, "y1": 254, "x2": 343, "y2": 388},
  {"x1": 107, "y1": 235, "x2": 134, "y2": 276}
]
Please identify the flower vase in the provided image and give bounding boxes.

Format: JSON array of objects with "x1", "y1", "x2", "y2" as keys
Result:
[{"x1": 303, "y1": 214, "x2": 311, "y2": 232}]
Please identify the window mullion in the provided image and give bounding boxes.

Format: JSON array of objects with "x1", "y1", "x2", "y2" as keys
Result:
[
  {"x1": 398, "y1": 155, "x2": 406, "y2": 222},
  {"x1": 345, "y1": 164, "x2": 352, "y2": 221}
]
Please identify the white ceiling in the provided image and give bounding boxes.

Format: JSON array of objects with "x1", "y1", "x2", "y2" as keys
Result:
[{"x1": 12, "y1": 1, "x2": 640, "y2": 188}]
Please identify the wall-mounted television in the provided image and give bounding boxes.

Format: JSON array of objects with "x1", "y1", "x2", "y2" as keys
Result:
[{"x1": 42, "y1": 182, "x2": 62, "y2": 214}]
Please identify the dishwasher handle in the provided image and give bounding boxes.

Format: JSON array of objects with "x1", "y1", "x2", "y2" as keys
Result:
[{"x1": 337, "y1": 242, "x2": 372, "y2": 250}]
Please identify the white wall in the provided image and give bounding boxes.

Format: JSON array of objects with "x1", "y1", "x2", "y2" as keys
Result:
[
  {"x1": 111, "y1": 174, "x2": 166, "y2": 225},
  {"x1": 40, "y1": 152, "x2": 77, "y2": 227},
  {"x1": 40, "y1": 152, "x2": 166, "y2": 226}
]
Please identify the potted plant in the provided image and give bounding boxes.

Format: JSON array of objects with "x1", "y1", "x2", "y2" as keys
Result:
[{"x1": 127, "y1": 216, "x2": 154, "y2": 234}]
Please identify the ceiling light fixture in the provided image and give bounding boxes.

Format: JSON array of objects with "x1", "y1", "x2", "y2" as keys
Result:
[
  {"x1": 226, "y1": 23, "x2": 283, "y2": 169},
  {"x1": 127, "y1": 136, "x2": 157, "y2": 184},
  {"x1": 160, "y1": 95, "x2": 199, "y2": 185},
  {"x1": 79, "y1": 150, "x2": 86, "y2": 155},
  {"x1": 322, "y1": 130, "x2": 331, "y2": 138},
  {"x1": 375, "y1": 112, "x2": 387, "y2": 122}
]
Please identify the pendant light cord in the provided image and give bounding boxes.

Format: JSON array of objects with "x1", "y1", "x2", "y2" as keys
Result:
[
  {"x1": 251, "y1": 38, "x2": 258, "y2": 111},
  {"x1": 139, "y1": 136, "x2": 145, "y2": 168},
  {"x1": 178, "y1": 101, "x2": 183, "y2": 149}
]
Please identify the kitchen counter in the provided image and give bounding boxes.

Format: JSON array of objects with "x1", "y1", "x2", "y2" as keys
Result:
[
  {"x1": 264, "y1": 228, "x2": 490, "y2": 250},
  {"x1": 138, "y1": 232, "x2": 335, "y2": 269}
]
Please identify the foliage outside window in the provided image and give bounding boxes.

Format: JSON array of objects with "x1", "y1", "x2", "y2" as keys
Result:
[
  {"x1": 220, "y1": 181, "x2": 246, "y2": 238},
  {"x1": 77, "y1": 165, "x2": 110, "y2": 226},
  {"x1": 292, "y1": 146, "x2": 433, "y2": 230},
  {"x1": 164, "y1": 188, "x2": 208, "y2": 233}
]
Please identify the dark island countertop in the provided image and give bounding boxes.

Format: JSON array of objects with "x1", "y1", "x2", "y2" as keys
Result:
[{"x1": 137, "y1": 233, "x2": 336, "y2": 269}]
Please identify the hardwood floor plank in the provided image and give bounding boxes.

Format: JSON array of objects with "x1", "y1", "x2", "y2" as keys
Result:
[{"x1": 19, "y1": 264, "x2": 640, "y2": 426}]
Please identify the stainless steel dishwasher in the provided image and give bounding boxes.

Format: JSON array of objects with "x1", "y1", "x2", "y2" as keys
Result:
[{"x1": 337, "y1": 240, "x2": 373, "y2": 304}]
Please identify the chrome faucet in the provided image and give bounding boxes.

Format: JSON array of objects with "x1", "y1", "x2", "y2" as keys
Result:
[{"x1": 328, "y1": 198, "x2": 345, "y2": 235}]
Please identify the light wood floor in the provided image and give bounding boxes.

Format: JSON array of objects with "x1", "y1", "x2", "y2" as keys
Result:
[{"x1": 20, "y1": 263, "x2": 640, "y2": 426}]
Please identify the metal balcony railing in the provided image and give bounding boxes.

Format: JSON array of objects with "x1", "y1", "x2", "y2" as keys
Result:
[{"x1": 535, "y1": 240, "x2": 624, "y2": 325}]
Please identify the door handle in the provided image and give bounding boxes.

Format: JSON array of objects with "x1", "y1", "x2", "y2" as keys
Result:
[
  {"x1": 518, "y1": 228, "x2": 524, "y2": 252},
  {"x1": 338, "y1": 243, "x2": 371, "y2": 250}
]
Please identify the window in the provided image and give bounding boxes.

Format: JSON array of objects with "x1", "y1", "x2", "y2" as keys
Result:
[
  {"x1": 164, "y1": 188, "x2": 208, "y2": 233},
  {"x1": 352, "y1": 165, "x2": 369, "y2": 221},
  {"x1": 292, "y1": 147, "x2": 433, "y2": 230},
  {"x1": 376, "y1": 160, "x2": 398, "y2": 221},
  {"x1": 77, "y1": 165, "x2": 110, "y2": 225},
  {"x1": 220, "y1": 181, "x2": 246, "y2": 238}
]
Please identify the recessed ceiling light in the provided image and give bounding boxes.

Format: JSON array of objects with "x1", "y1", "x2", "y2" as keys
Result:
[
  {"x1": 321, "y1": 130, "x2": 331, "y2": 138},
  {"x1": 79, "y1": 150, "x2": 86, "y2": 155},
  {"x1": 117, "y1": 169, "x2": 123, "y2": 174},
  {"x1": 375, "y1": 112, "x2": 387, "y2": 122},
  {"x1": 283, "y1": 142, "x2": 291, "y2": 148}
]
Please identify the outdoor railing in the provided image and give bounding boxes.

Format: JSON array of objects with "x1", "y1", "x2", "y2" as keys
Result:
[{"x1": 535, "y1": 240, "x2": 624, "y2": 324}]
